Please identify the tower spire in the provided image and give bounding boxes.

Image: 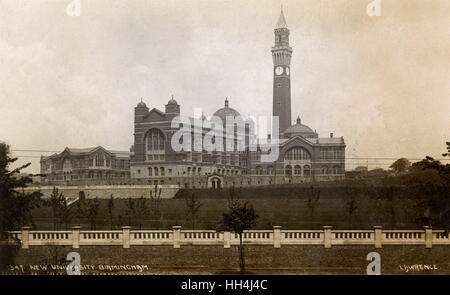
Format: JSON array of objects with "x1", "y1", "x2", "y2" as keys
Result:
[{"x1": 276, "y1": 5, "x2": 288, "y2": 29}]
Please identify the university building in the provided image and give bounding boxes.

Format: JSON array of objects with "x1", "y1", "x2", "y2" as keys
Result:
[
  {"x1": 40, "y1": 146, "x2": 131, "y2": 185},
  {"x1": 129, "y1": 9, "x2": 346, "y2": 188}
]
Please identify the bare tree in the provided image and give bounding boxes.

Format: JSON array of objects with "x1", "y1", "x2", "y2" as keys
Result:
[
  {"x1": 107, "y1": 194, "x2": 115, "y2": 230},
  {"x1": 46, "y1": 187, "x2": 72, "y2": 230},
  {"x1": 149, "y1": 184, "x2": 163, "y2": 228},
  {"x1": 344, "y1": 196, "x2": 357, "y2": 227},
  {"x1": 85, "y1": 197, "x2": 100, "y2": 230},
  {"x1": 306, "y1": 186, "x2": 320, "y2": 221},
  {"x1": 185, "y1": 193, "x2": 202, "y2": 229},
  {"x1": 219, "y1": 190, "x2": 258, "y2": 274}
]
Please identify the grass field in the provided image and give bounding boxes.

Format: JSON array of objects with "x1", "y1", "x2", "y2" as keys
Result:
[{"x1": 28, "y1": 182, "x2": 432, "y2": 230}]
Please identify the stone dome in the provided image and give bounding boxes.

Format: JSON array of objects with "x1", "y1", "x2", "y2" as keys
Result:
[
  {"x1": 213, "y1": 98, "x2": 241, "y2": 121},
  {"x1": 167, "y1": 95, "x2": 178, "y2": 105},
  {"x1": 284, "y1": 116, "x2": 317, "y2": 138},
  {"x1": 137, "y1": 99, "x2": 147, "y2": 108}
]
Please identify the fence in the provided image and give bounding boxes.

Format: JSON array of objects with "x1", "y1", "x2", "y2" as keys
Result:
[{"x1": 4, "y1": 226, "x2": 449, "y2": 249}]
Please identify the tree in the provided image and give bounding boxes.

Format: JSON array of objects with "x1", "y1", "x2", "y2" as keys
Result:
[
  {"x1": 390, "y1": 158, "x2": 411, "y2": 173},
  {"x1": 135, "y1": 197, "x2": 150, "y2": 230},
  {"x1": 409, "y1": 151, "x2": 450, "y2": 229},
  {"x1": 344, "y1": 196, "x2": 357, "y2": 227},
  {"x1": 74, "y1": 191, "x2": 86, "y2": 225},
  {"x1": 185, "y1": 193, "x2": 202, "y2": 229},
  {"x1": 306, "y1": 186, "x2": 320, "y2": 221},
  {"x1": 107, "y1": 194, "x2": 115, "y2": 230},
  {"x1": 219, "y1": 191, "x2": 258, "y2": 274},
  {"x1": 149, "y1": 184, "x2": 163, "y2": 228},
  {"x1": 45, "y1": 187, "x2": 72, "y2": 230},
  {"x1": 0, "y1": 142, "x2": 41, "y2": 269},
  {"x1": 120, "y1": 197, "x2": 150, "y2": 229},
  {"x1": 443, "y1": 142, "x2": 450, "y2": 157},
  {"x1": 85, "y1": 197, "x2": 100, "y2": 230}
]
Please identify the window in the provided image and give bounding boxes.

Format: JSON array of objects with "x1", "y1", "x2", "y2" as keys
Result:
[
  {"x1": 154, "y1": 167, "x2": 158, "y2": 176},
  {"x1": 284, "y1": 147, "x2": 311, "y2": 161},
  {"x1": 168, "y1": 168, "x2": 172, "y2": 175},
  {"x1": 146, "y1": 129, "x2": 165, "y2": 151},
  {"x1": 95, "y1": 154, "x2": 104, "y2": 167},
  {"x1": 148, "y1": 167, "x2": 152, "y2": 176},
  {"x1": 160, "y1": 167, "x2": 165, "y2": 176},
  {"x1": 294, "y1": 165, "x2": 301, "y2": 175},
  {"x1": 321, "y1": 149, "x2": 327, "y2": 160},
  {"x1": 255, "y1": 166, "x2": 263, "y2": 175},
  {"x1": 146, "y1": 129, "x2": 165, "y2": 162},
  {"x1": 285, "y1": 165, "x2": 292, "y2": 176},
  {"x1": 304, "y1": 165, "x2": 311, "y2": 176}
]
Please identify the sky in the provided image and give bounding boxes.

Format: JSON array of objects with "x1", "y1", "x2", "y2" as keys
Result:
[{"x1": 0, "y1": 0, "x2": 449, "y2": 173}]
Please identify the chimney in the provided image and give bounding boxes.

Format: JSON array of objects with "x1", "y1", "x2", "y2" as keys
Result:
[{"x1": 330, "y1": 133, "x2": 334, "y2": 138}]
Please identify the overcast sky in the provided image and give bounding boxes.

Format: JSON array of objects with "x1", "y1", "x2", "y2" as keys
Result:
[{"x1": 1, "y1": 0, "x2": 449, "y2": 173}]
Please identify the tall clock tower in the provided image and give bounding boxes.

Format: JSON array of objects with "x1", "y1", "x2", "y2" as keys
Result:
[{"x1": 272, "y1": 8, "x2": 292, "y2": 135}]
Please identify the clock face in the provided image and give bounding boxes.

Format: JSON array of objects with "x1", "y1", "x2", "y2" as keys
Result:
[
  {"x1": 275, "y1": 66, "x2": 283, "y2": 75},
  {"x1": 285, "y1": 67, "x2": 290, "y2": 76}
]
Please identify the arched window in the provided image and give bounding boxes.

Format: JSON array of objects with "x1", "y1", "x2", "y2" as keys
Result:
[
  {"x1": 160, "y1": 167, "x2": 165, "y2": 176},
  {"x1": 146, "y1": 129, "x2": 165, "y2": 151},
  {"x1": 321, "y1": 166, "x2": 328, "y2": 175},
  {"x1": 267, "y1": 166, "x2": 274, "y2": 175},
  {"x1": 284, "y1": 147, "x2": 311, "y2": 161},
  {"x1": 148, "y1": 167, "x2": 152, "y2": 176},
  {"x1": 145, "y1": 129, "x2": 165, "y2": 162},
  {"x1": 303, "y1": 165, "x2": 311, "y2": 176},
  {"x1": 285, "y1": 165, "x2": 292, "y2": 176},
  {"x1": 154, "y1": 167, "x2": 159, "y2": 176},
  {"x1": 294, "y1": 165, "x2": 301, "y2": 175}
]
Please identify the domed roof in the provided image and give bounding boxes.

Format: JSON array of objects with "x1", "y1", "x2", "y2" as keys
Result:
[
  {"x1": 284, "y1": 116, "x2": 316, "y2": 137},
  {"x1": 213, "y1": 98, "x2": 241, "y2": 121},
  {"x1": 137, "y1": 98, "x2": 147, "y2": 108},
  {"x1": 167, "y1": 95, "x2": 178, "y2": 105}
]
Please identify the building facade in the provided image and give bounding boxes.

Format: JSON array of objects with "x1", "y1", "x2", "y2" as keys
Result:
[
  {"x1": 130, "y1": 9, "x2": 346, "y2": 188},
  {"x1": 40, "y1": 146, "x2": 131, "y2": 185}
]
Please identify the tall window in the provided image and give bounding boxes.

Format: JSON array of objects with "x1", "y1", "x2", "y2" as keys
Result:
[
  {"x1": 95, "y1": 154, "x2": 104, "y2": 166},
  {"x1": 146, "y1": 129, "x2": 165, "y2": 162},
  {"x1": 294, "y1": 165, "x2": 301, "y2": 175},
  {"x1": 284, "y1": 147, "x2": 311, "y2": 161},
  {"x1": 147, "y1": 129, "x2": 165, "y2": 151}
]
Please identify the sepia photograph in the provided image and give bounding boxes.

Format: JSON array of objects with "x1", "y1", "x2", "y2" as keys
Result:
[{"x1": 0, "y1": 0, "x2": 449, "y2": 283}]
